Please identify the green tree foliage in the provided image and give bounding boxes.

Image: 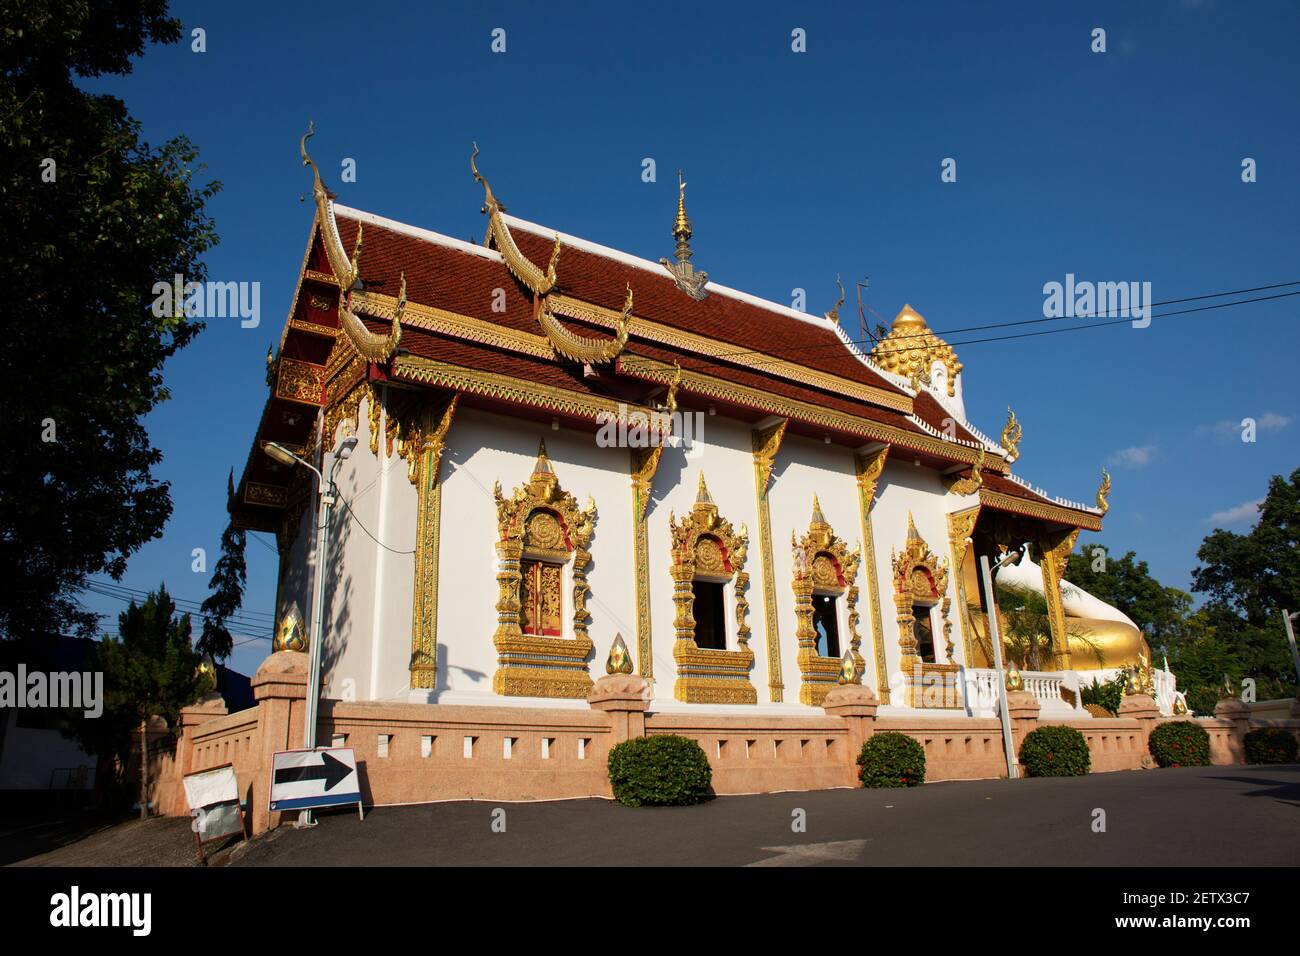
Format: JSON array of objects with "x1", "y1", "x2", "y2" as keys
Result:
[
  {"x1": 197, "y1": 473, "x2": 247, "y2": 661},
  {"x1": 1065, "y1": 545, "x2": 1190, "y2": 650},
  {"x1": 1189, "y1": 469, "x2": 1300, "y2": 700},
  {"x1": 0, "y1": 2, "x2": 219, "y2": 642},
  {"x1": 71, "y1": 585, "x2": 204, "y2": 813}
]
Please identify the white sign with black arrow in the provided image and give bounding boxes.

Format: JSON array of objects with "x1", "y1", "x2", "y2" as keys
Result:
[{"x1": 269, "y1": 748, "x2": 363, "y2": 817}]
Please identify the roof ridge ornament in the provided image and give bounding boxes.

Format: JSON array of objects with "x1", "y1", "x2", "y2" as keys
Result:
[
  {"x1": 471, "y1": 143, "x2": 560, "y2": 295},
  {"x1": 869, "y1": 304, "x2": 962, "y2": 396},
  {"x1": 659, "y1": 170, "x2": 709, "y2": 300},
  {"x1": 300, "y1": 121, "x2": 403, "y2": 362},
  {"x1": 1096, "y1": 467, "x2": 1111, "y2": 515},
  {"x1": 945, "y1": 448, "x2": 985, "y2": 496},
  {"x1": 1000, "y1": 407, "x2": 1022, "y2": 463},
  {"x1": 539, "y1": 283, "x2": 633, "y2": 364},
  {"x1": 825, "y1": 274, "x2": 845, "y2": 324}
]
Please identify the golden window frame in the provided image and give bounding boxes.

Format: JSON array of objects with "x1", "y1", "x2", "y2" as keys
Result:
[
  {"x1": 491, "y1": 440, "x2": 597, "y2": 698},
  {"x1": 668, "y1": 474, "x2": 756, "y2": 704},
  {"x1": 792, "y1": 495, "x2": 862, "y2": 706},
  {"x1": 891, "y1": 513, "x2": 961, "y2": 708}
]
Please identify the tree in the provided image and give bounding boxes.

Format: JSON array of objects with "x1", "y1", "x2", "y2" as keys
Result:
[
  {"x1": 1191, "y1": 469, "x2": 1300, "y2": 699},
  {"x1": 0, "y1": 2, "x2": 219, "y2": 642},
  {"x1": 73, "y1": 585, "x2": 204, "y2": 818},
  {"x1": 197, "y1": 473, "x2": 248, "y2": 662}
]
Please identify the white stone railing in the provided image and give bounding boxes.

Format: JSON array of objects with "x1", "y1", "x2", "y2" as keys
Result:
[{"x1": 962, "y1": 667, "x2": 1084, "y2": 717}]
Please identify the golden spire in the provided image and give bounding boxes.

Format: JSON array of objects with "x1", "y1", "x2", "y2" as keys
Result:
[
  {"x1": 660, "y1": 169, "x2": 709, "y2": 299},
  {"x1": 696, "y1": 471, "x2": 714, "y2": 505},
  {"x1": 673, "y1": 170, "x2": 692, "y2": 243},
  {"x1": 810, "y1": 493, "x2": 827, "y2": 528},
  {"x1": 868, "y1": 304, "x2": 962, "y2": 396}
]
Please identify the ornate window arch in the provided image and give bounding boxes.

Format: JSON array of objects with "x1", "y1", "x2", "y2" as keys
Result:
[
  {"x1": 669, "y1": 474, "x2": 756, "y2": 704},
  {"x1": 491, "y1": 441, "x2": 597, "y2": 698},
  {"x1": 891, "y1": 514, "x2": 960, "y2": 708},
  {"x1": 792, "y1": 495, "x2": 862, "y2": 706}
]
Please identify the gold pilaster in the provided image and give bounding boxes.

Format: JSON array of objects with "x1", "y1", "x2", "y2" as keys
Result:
[
  {"x1": 409, "y1": 395, "x2": 458, "y2": 689},
  {"x1": 630, "y1": 446, "x2": 661, "y2": 678},
  {"x1": 854, "y1": 447, "x2": 891, "y2": 704},
  {"x1": 1036, "y1": 528, "x2": 1080, "y2": 671},
  {"x1": 751, "y1": 420, "x2": 788, "y2": 702},
  {"x1": 946, "y1": 505, "x2": 981, "y2": 667}
]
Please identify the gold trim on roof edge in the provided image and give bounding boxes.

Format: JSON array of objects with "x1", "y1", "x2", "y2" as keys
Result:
[{"x1": 978, "y1": 488, "x2": 1102, "y2": 532}]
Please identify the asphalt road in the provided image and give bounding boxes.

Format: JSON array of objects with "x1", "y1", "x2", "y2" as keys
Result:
[{"x1": 232, "y1": 763, "x2": 1300, "y2": 867}]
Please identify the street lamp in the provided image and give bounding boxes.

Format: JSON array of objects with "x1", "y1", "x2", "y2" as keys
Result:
[
  {"x1": 263, "y1": 435, "x2": 357, "y2": 826},
  {"x1": 977, "y1": 542, "x2": 1028, "y2": 780}
]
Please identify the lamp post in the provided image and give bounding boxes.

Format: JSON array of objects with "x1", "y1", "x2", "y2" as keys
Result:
[
  {"x1": 263, "y1": 435, "x2": 357, "y2": 826},
  {"x1": 1284, "y1": 610, "x2": 1300, "y2": 689},
  {"x1": 978, "y1": 544, "x2": 1028, "y2": 780}
]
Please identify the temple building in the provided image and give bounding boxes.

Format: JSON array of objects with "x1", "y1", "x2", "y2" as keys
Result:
[{"x1": 232, "y1": 130, "x2": 1178, "y2": 722}]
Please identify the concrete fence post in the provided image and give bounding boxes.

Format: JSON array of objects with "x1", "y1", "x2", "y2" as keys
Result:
[
  {"x1": 587, "y1": 674, "x2": 651, "y2": 744},
  {"x1": 249, "y1": 650, "x2": 309, "y2": 834},
  {"x1": 1004, "y1": 690, "x2": 1040, "y2": 776},
  {"x1": 1211, "y1": 697, "x2": 1250, "y2": 764},
  {"x1": 822, "y1": 684, "x2": 879, "y2": 784}
]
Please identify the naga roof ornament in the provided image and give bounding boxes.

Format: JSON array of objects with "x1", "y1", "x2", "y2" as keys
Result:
[
  {"x1": 1095, "y1": 468, "x2": 1111, "y2": 515},
  {"x1": 1000, "y1": 407, "x2": 1023, "y2": 463},
  {"x1": 868, "y1": 304, "x2": 962, "y2": 396},
  {"x1": 539, "y1": 283, "x2": 633, "y2": 364},
  {"x1": 301, "y1": 121, "x2": 403, "y2": 362},
  {"x1": 825, "y1": 275, "x2": 845, "y2": 324},
  {"x1": 660, "y1": 171, "x2": 709, "y2": 300},
  {"x1": 471, "y1": 143, "x2": 560, "y2": 296}
]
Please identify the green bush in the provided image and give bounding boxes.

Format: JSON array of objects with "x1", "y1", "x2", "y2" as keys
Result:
[
  {"x1": 1185, "y1": 687, "x2": 1220, "y2": 717},
  {"x1": 1243, "y1": 727, "x2": 1298, "y2": 765},
  {"x1": 857, "y1": 732, "x2": 926, "y2": 788},
  {"x1": 1019, "y1": 725, "x2": 1091, "y2": 777},
  {"x1": 1148, "y1": 720, "x2": 1211, "y2": 768},
  {"x1": 607, "y1": 735, "x2": 712, "y2": 807},
  {"x1": 1080, "y1": 674, "x2": 1126, "y2": 717}
]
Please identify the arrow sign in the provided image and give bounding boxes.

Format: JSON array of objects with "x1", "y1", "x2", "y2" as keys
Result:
[
  {"x1": 274, "y1": 751, "x2": 352, "y2": 792},
  {"x1": 269, "y1": 748, "x2": 361, "y2": 813}
]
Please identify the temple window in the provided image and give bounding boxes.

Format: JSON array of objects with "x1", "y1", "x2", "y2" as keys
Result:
[
  {"x1": 691, "y1": 578, "x2": 728, "y2": 650},
  {"x1": 913, "y1": 603, "x2": 937, "y2": 663},
  {"x1": 668, "y1": 473, "x2": 757, "y2": 704},
  {"x1": 791, "y1": 495, "x2": 863, "y2": 705},
  {"x1": 813, "y1": 593, "x2": 841, "y2": 659}
]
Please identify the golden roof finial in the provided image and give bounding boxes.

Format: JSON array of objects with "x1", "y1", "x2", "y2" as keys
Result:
[
  {"x1": 660, "y1": 169, "x2": 709, "y2": 300},
  {"x1": 810, "y1": 493, "x2": 827, "y2": 527},
  {"x1": 1001, "y1": 407, "x2": 1023, "y2": 463},
  {"x1": 533, "y1": 438, "x2": 554, "y2": 476},
  {"x1": 673, "y1": 169, "x2": 692, "y2": 242},
  {"x1": 1096, "y1": 467, "x2": 1111, "y2": 515},
  {"x1": 906, "y1": 511, "x2": 920, "y2": 541},
  {"x1": 825, "y1": 274, "x2": 845, "y2": 324}
]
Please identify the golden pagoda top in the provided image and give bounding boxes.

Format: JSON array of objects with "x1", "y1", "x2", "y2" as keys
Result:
[{"x1": 868, "y1": 304, "x2": 963, "y2": 396}]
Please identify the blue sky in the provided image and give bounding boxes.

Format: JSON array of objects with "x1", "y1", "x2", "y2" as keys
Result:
[{"x1": 80, "y1": 0, "x2": 1299, "y2": 676}]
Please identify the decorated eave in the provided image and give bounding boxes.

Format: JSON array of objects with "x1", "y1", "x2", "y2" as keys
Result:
[{"x1": 233, "y1": 135, "x2": 1107, "y2": 532}]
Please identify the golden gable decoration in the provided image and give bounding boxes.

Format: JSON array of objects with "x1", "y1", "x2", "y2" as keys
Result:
[
  {"x1": 490, "y1": 440, "x2": 598, "y2": 698},
  {"x1": 791, "y1": 495, "x2": 862, "y2": 706},
  {"x1": 668, "y1": 473, "x2": 755, "y2": 704}
]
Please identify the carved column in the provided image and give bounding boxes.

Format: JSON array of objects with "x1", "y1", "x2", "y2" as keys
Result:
[
  {"x1": 1036, "y1": 528, "x2": 1080, "y2": 671},
  {"x1": 408, "y1": 395, "x2": 458, "y2": 689},
  {"x1": 946, "y1": 506, "x2": 981, "y2": 667},
  {"x1": 751, "y1": 420, "x2": 788, "y2": 702},
  {"x1": 630, "y1": 446, "x2": 662, "y2": 678},
  {"x1": 493, "y1": 538, "x2": 524, "y2": 648},
  {"x1": 854, "y1": 447, "x2": 891, "y2": 704},
  {"x1": 670, "y1": 562, "x2": 696, "y2": 646}
]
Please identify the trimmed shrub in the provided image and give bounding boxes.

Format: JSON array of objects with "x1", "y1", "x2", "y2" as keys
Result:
[
  {"x1": 1148, "y1": 720, "x2": 1211, "y2": 768},
  {"x1": 607, "y1": 734, "x2": 712, "y2": 807},
  {"x1": 1019, "y1": 724, "x2": 1091, "y2": 777},
  {"x1": 1243, "y1": 727, "x2": 1298, "y2": 765},
  {"x1": 857, "y1": 732, "x2": 926, "y2": 788}
]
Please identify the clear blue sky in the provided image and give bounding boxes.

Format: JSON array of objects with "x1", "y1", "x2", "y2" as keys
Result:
[{"x1": 80, "y1": 0, "x2": 1299, "y2": 677}]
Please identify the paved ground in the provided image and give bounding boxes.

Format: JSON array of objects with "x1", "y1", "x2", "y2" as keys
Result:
[{"x1": 232, "y1": 763, "x2": 1300, "y2": 867}]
